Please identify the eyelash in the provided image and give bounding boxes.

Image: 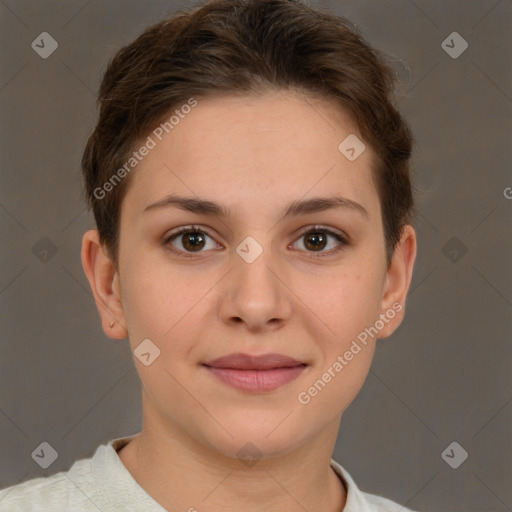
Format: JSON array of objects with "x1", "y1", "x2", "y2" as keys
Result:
[{"x1": 163, "y1": 224, "x2": 349, "y2": 259}]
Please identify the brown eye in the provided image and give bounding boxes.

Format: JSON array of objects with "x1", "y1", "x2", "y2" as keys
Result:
[
  {"x1": 303, "y1": 231, "x2": 328, "y2": 251},
  {"x1": 292, "y1": 226, "x2": 349, "y2": 257},
  {"x1": 164, "y1": 225, "x2": 219, "y2": 257},
  {"x1": 180, "y1": 231, "x2": 206, "y2": 251}
]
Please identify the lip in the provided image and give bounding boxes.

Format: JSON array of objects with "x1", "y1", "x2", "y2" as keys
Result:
[
  {"x1": 202, "y1": 352, "x2": 307, "y2": 392},
  {"x1": 204, "y1": 352, "x2": 305, "y2": 370}
]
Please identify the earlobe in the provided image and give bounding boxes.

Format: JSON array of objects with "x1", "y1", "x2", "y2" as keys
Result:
[
  {"x1": 81, "y1": 229, "x2": 128, "y2": 340},
  {"x1": 377, "y1": 225, "x2": 417, "y2": 339}
]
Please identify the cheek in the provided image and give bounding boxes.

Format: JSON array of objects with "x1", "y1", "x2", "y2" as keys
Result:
[
  {"x1": 294, "y1": 271, "x2": 380, "y2": 414},
  {"x1": 120, "y1": 254, "x2": 219, "y2": 352},
  {"x1": 296, "y1": 268, "x2": 383, "y2": 341}
]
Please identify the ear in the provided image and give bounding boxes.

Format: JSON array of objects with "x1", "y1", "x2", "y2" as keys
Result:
[
  {"x1": 377, "y1": 224, "x2": 417, "y2": 339},
  {"x1": 81, "y1": 229, "x2": 128, "y2": 340}
]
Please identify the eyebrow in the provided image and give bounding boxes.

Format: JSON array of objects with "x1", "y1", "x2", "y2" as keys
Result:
[{"x1": 143, "y1": 194, "x2": 369, "y2": 220}]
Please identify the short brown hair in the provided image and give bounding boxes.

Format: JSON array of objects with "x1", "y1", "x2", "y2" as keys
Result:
[{"x1": 81, "y1": 0, "x2": 416, "y2": 269}]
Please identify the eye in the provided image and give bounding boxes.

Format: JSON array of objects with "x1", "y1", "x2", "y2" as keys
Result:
[
  {"x1": 291, "y1": 225, "x2": 349, "y2": 257},
  {"x1": 163, "y1": 224, "x2": 349, "y2": 258},
  {"x1": 163, "y1": 225, "x2": 220, "y2": 258}
]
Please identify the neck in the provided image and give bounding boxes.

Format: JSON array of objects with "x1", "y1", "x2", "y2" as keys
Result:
[{"x1": 117, "y1": 412, "x2": 347, "y2": 511}]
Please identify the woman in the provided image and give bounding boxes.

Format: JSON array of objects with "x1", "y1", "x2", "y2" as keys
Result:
[{"x1": 0, "y1": 0, "x2": 418, "y2": 510}]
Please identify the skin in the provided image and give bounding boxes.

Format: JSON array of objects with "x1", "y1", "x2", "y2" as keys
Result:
[{"x1": 82, "y1": 90, "x2": 416, "y2": 512}]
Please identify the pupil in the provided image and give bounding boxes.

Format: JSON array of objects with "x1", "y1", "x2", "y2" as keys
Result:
[
  {"x1": 181, "y1": 232, "x2": 328, "y2": 252},
  {"x1": 184, "y1": 232, "x2": 204, "y2": 250},
  {"x1": 306, "y1": 232, "x2": 326, "y2": 251}
]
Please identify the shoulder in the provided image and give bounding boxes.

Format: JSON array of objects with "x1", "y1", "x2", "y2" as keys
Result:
[
  {"x1": 330, "y1": 458, "x2": 419, "y2": 512},
  {"x1": 361, "y1": 491, "x2": 419, "y2": 512},
  {"x1": 0, "y1": 456, "x2": 106, "y2": 512}
]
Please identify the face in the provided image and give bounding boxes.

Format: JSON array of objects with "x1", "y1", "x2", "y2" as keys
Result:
[{"x1": 84, "y1": 90, "x2": 416, "y2": 460}]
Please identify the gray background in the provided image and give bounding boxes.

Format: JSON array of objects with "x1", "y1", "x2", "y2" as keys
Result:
[{"x1": 0, "y1": 1, "x2": 511, "y2": 511}]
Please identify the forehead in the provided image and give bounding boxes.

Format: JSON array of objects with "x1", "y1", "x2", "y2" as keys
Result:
[{"x1": 122, "y1": 91, "x2": 380, "y2": 221}]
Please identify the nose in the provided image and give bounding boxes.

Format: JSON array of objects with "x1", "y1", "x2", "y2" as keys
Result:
[{"x1": 218, "y1": 244, "x2": 293, "y2": 333}]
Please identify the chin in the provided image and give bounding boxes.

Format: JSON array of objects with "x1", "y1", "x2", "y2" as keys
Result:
[{"x1": 200, "y1": 417, "x2": 309, "y2": 462}]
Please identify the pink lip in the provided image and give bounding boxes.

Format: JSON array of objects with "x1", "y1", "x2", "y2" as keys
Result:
[{"x1": 202, "y1": 352, "x2": 307, "y2": 392}]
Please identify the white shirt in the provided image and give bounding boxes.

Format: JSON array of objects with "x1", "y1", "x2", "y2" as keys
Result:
[{"x1": 0, "y1": 434, "x2": 418, "y2": 511}]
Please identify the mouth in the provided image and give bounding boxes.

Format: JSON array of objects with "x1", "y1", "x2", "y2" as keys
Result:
[{"x1": 202, "y1": 352, "x2": 308, "y2": 393}]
